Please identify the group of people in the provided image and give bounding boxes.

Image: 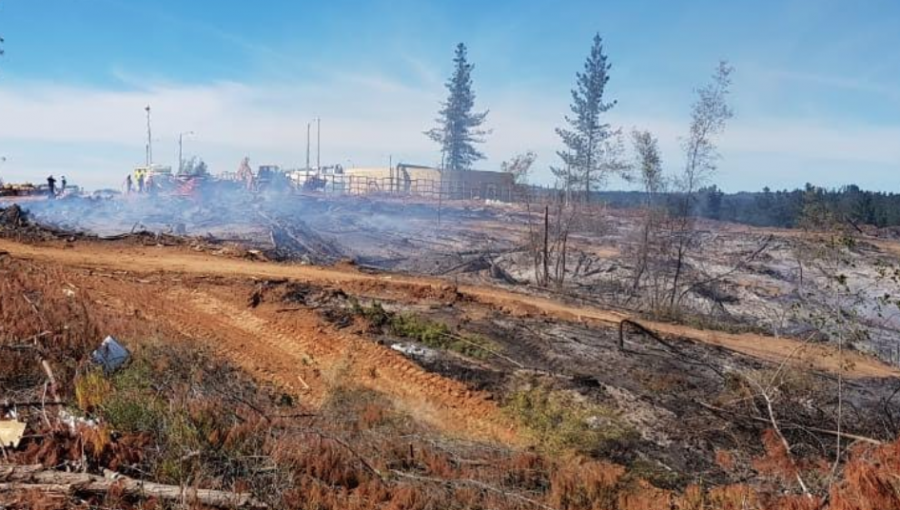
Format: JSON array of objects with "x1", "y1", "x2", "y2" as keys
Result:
[
  {"x1": 125, "y1": 169, "x2": 147, "y2": 194},
  {"x1": 46, "y1": 174, "x2": 66, "y2": 198}
]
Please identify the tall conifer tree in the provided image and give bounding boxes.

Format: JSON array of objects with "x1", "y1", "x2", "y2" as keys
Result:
[
  {"x1": 426, "y1": 43, "x2": 489, "y2": 171},
  {"x1": 555, "y1": 34, "x2": 617, "y2": 199}
]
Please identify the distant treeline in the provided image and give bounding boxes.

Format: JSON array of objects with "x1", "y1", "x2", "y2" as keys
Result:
[{"x1": 592, "y1": 184, "x2": 900, "y2": 229}]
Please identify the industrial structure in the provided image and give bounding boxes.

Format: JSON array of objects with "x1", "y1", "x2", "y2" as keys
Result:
[{"x1": 287, "y1": 163, "x2": 516, "y2": 200}]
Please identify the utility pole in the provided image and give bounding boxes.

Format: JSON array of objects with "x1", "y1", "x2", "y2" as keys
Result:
[
  {"x1": 438, "y1": 150, "x2": 445, "y2": 226},
  {"x1": 388, "y1": 154, "x2": 393, "y2": 193},
  {"x1": 305, "y1": 122, "x2": 311, "y2": 170},
  {"x1": 178, "y1": 131, "x2": 194, "y2": 174},
  {"x1": 316, "y1": 117, "x2": 321, "y2": 171},
  {"x1": 145, "y1": 105, "x2": 153, "y2": 167}
]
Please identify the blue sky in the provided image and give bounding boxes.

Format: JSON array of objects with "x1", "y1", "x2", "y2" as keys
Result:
[{"x1": 1, "y1": 0, "x2": 899, "y2": 191}]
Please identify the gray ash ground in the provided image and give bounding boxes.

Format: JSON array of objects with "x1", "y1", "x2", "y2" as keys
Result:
[
  {"x1": 9, "y1": 193, "x2": 900, "y2": 362},
  {"x1": 8, "y1": 193, "x2": 900, "y2": 363},
  {"x1": 256, "y1": 278, "x2": 900, "y2": 489}
]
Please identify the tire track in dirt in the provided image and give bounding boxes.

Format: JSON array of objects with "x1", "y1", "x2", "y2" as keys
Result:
[
  {"x1": 139, "y1": 289, "x2": 307, "y2": 394},
  {"x1": 67, "y1": 274, "x2": 300, "y2": 392},
  {"x1": 157, "y1": 288, "x2": 520, "y2": 444}
]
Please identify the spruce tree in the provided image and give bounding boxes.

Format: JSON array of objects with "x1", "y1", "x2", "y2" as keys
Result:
[
  {"x1": 426, "y1": 43, "x2": 489, "y2": 171},
  {"x1": 555, "y1": 34, "x2": 617, "y2": 200}
]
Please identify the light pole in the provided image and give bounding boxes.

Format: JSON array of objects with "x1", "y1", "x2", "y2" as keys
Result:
[
  {"x1": 306, "y1": 122, "x2": 311, "y2": 170},
  {"x1": 145, "y1": 106, "x2": 153, "y2": 167},
  {"x1": 178, "y1": 131, "x2": 194, "y2": 173}
]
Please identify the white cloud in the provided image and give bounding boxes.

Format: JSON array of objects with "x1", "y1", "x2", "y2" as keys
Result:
[
  {"x1": 722, "y1": 121, "x2": 900, "y2": 166},
  {"x1": 0, "y1": 78, "x2": 442, "y2": 187},
  {"x1": 1, "y1": 76, "x2": 899, "y2": 191}
]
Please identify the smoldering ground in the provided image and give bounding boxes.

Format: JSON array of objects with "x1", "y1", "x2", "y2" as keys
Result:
[
  {"x1": 9, "y1": 187, "x2": 519, "y2": 268},
  {"x1": 9, "y1": 188, "x2": 900, "y2": 364}
]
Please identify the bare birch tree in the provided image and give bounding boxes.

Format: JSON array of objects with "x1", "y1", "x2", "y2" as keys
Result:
[{"x1": 668, "y1": 61, "x2": 734, "y2": 310}]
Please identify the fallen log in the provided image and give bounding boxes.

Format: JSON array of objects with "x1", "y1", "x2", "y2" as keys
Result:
[
  {"x1": 618, "y1": 318, "x2": 679, "y2": 352},
  {"x1": 616, "y1": 319, "x2": 728, "y2": 379},
  {"x1": 696, "y1": 401, "x2": 883, "y2": 446},
  {"x1": 0, "y1": 464, "x2": 267, "y2": 508}
]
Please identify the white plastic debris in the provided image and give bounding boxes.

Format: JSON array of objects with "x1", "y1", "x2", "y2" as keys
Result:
[
  {"x1": 59, "y1": 409, "x2": 98, "y2": 433},
  {"x1": 390, "y1": 342, "x2": 436, "y2": 360},
  {"x1": 91, "y1": 336, "x2": 131, "y2": 374}
]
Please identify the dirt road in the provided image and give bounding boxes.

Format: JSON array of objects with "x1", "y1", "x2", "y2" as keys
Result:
[{"x1": 2, "y1": 237, "x2": 898, "y2": 383}]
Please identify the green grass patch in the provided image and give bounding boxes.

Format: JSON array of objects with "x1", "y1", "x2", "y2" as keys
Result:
[
  {"x1": 503, "y1": 383, "x2": 637, "y2": 455},
  {"x1": 352, "y1": 301, "x2": 500, "y2": 359},
  {"x1": 351, "y1": 299, "x2": 392, "y2": 328},
  {"x1": 99, "y1": 355, "x2": 167, "y2": 434}
]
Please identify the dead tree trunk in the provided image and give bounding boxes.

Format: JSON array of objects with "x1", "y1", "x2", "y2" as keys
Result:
[
  {"x1": 543, "y1": 205, "x2": 549, "y2": 286},
  {"x1": 0, "y1": 464, "x2": 267, "y2": 509}
]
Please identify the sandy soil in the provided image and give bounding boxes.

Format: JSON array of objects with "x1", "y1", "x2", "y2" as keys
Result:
[{"x1": 2, "y1": 237, "x2": 897, "y2": 382}]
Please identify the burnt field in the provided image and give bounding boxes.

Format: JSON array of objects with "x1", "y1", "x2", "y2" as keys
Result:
[
  {"x1": 3, "y1": 195, "x2": 900, "y2": 509},
  {"x1": 10, "y1": 192, "x2": 900, "y2": 362}
]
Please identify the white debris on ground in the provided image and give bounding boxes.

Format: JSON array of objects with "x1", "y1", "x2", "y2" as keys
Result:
[
  {"x1": 58, "y1": 409, "x2": 99, "y2": 433},
  {"x1": 390, "y1": 342, "x2": 438, "y2": 360}
]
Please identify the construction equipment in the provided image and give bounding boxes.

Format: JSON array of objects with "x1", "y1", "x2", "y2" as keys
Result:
[
  {"x1": 256, "y1": 165, "x2": 292, "y2": 194},
  {"x1": 130, "y1": 164, "x2": 175, "y2": 194}
]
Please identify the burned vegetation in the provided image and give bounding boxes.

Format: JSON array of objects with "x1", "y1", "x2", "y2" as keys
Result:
[{"x1": 4, "y1": 191, "x2": 900, "y2": 510}]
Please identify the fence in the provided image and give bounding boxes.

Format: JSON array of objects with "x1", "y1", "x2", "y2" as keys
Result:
[
  {"x1": 217, "y1": 171, "x2": 565, "y2": 205},
  {"x1": 302, "y1": 174, "x2": 562, "y2": 204}
]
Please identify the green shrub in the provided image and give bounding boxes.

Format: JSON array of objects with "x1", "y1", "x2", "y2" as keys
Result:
[
  {"x1": 389, "y1": 313, "x2": 451, "y2": 345},
  {"x1": 98, "y1": 357, "x2": 167, "y2": 434},
  {"x1": 351, "y1": 299, "x2": 391, "y2": 327},
  {"x1": 351, "y1": 300, "x2": 499, "y2": 359},
  {"x1": 504, "y1": 383, "x2": 636, "y2": 455},
  {"x1": 101, "y1": 392, "x2": 166, "y2": 434},
  {"x1": 390, "y1": 313, "x2": 497, "y2": 359}
]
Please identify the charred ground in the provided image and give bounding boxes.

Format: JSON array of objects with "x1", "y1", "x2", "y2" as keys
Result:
[{"x1": 3, "y1": 196, "x2": 900, "y2": 509}]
